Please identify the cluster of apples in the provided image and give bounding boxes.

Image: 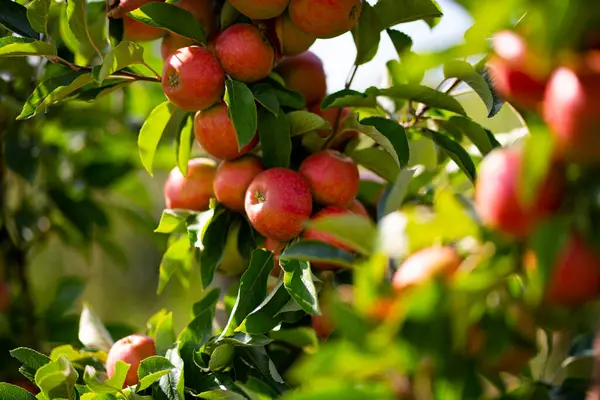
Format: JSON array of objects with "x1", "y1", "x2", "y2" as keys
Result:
[{"x1": 475, "y1": 29, "x2": 600, "y2": 307}]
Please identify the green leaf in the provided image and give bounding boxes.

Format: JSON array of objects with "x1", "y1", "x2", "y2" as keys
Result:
[
  {"x1": 176, "y1": 114, "x2": 194, "y2": 175},
  {"x1": 219, "y1": 332, "x2": 272, "y2": 347},
  {"x1": 280, "y1": 240, "x2": 355, "y2": 268},
  {"x1": 530, "y1": 218, "x2": 570, "y2": 293},
  {"x1": 379, "y1": 85, "x2": 466, "y2": 115},
  {"x1": 157, "y1": 347, "x2": 185, "y2": 400},
  {"x1": 66, "y1": 0, "x2": 98, "y2": 55},
  {"x1": 443, "y1": 60, "x2": 494, "y2": 116},
  {"x1": 519, "y1": 132, "x2": 555, "y2": 207},
  {"x1": 137, "y1": 356, "x2": 174, "y2": 391},
  {"x1": 0, "y1": 383, "x2": 37, "y2": 400},
  {"x1": 192, "y1": 287, "x2": 221, "y2": 317},
  {"x1": 419, "y1": 128, "x2": 477, "y2": 182},
  {"x1": 0, "y1": 36, "x2": 55, "y2": 57},
  {"x1": 350, "y1": 148, "x2": 399, "y2": 183},
  {"x1": 238, "y1": 347, "x2": 285, "y2": 388},
  {"x1": 220, "y1": 249, "x2": 274, "y2": 337},
  {"x1": 155, "y1": 209, "x2": 195, "y2": 234},
  {"x1": 200, "y1": 209, "x2": 234, "y2": 287},
  {"x1": 308, "y1": 214, "x2": 377, "y2": 255},
  {"x1": 158, "y1": 235, "x2": 194, "y2": 295},
  {"x1": 269, "y1": 327, "x2": 318, "y2": 352},
  {"x1": 179, "y1": 289, "x2": 219, "y2": 366},
  {"x1": 287, "y1": 110, "x2": 329, "y2": 136},
  {"x1": 154, "y1": 312, "x2": 176, "y2": 356},
  {"x1": 478, "y1": 63, "x2": 505, "y2": 118},
  {"x1": 352, "y1": 1, "x2": 381, "y2": 65},
  {"x1": 347, "y1": 118, "x2": 401, "y2": 167},
  {"x1": 257, "y1": 108, "x2": 291, "y2": 169},
  {"x1": 439, "y1": 116, "x2": 497, "y2": 156},
  {"x1": 26, "y1": 0, "x2": 51, "y2": 35},
  {"x1": 321, "y1": 89, "x2": 377, "y2": 109},
  {"x1": 373, "y1": 0, "x2": 442, "y2": 29},
  {"x1": 84, "y1": 361, "x2": 129, "y2": 394},
  {"x1": 10, "y1": 347, "x2": 50, "y2": 382},
  {"x1": 267, "y1": 78, "x2": 305, "y2": 109},
  {"x1": 360, "y1": 117, "x2": 409, "y2": 167},
  {"x1": 95, "y1": 41, "x2": 145, "y2": 83},
  {"x1": 383, "y1": 168, "x2": 415, "y2": 216},
  {"x1": 240, "y1": 280, "x2": 293, "y2": 334},
  {"x1": 129, "y1": 2, "x2": 205, "y2": 41},
  {"x1": 386, "y1": 29, "x2": 412, "y2": 56},
  {"x1": 78, "y1": 303, "x2": 114, "y2": 352},
  {"x1": 45, "y1": 276, "x2": 85, "y2": 317},
  {"x1": 252, "y1": 83, "x2": 280, "y2": 115},
  {"x1": 35, "y1": 356, "x2": 78, "y2": 399},
  {"x1": 194, "y1": 390, "x2": 247, "y2": 400},
  {"x1": 225, "y1": 79, "x2": 258, "y2": 150},
  {"x1": 0, "y1": 0, "x2": 39, "y2": 39},
  {"x1": 138, "y1": 101, "x2": 186, "y2": 176},
  {"x1": 282, "y1": 260, "x2": 320, "y2": 316},
  {"x1": 208, "y1": 344, "x2": 235, "y2": 372}
]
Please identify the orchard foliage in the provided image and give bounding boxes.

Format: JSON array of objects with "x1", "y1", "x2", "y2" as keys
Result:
[{"x1": 2, "y1": 0, "x2": 600, "y2": 399}]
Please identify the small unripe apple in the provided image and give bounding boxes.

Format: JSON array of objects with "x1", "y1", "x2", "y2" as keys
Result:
[
  {"x1": 289, "y1": 0, "x2": 362, "y2": 39},
  {"x1": 474, "y1": 146, "x2": 564, "y2": 238},
  {"x1": 543, "y1": 53, "x2": 600, "y2": 162},
  {"x1": 164, "y1": 158, "x2": 216, "y2": 211},
  {"x1": 162, "y1": 46, "x2": 225, "y2": 112},
  {"x1": 228, "y1": 0, "x2": 289, "y2": 20},
  {"x1": 525, "y1": 232, "x2": 600, "y2": 306},
  {"x1": 194, "y1": 103, "x2": 259, "y2": 160},
  {"x1": 303, "y1": 206, "x2": 354, "y2": 270},
  {"x1": 123, "y1": 15, "x2": 165, "y2": 42},
  {"x1": 299, "y1": 149, "x2": 359, "y2": 207},
  {"x1": 392, "y1": 246, "x2": 461, "y2": 292},
  {"x1": 215, "y1": 24, "x2": 275, "y2": 83},
  {"x1": 106, "y1": 334, "x2": 156, "y2": 387},
  {"x1": 275, "y1": 13, "x2": 316, "y2": 56},
  {"x1": 214, "y1": 155, "x2": 264, "y2": 212},
  {"x1": 245, "y1": 168, "x2": 313, "y2": 241},
  {"x1": 487, "y1": 30, "x2": 549, "y2": 110},
  {"x1": 218, "y1": 221, "x2": 248, "y2": 276},
  {"x1": 275, "y1": 51, "x2": 326, "y2": 107}
]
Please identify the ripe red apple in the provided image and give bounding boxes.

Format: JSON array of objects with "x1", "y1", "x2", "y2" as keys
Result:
[
  {"x1": 348, "y1": 198, "x2": 368, "y2": 218},
  {"x1": 194, "y1": 103, "x2": 259, "y2": 160},
  {"x1": 164, "y1": 158, "x2": 216, "y2": 211},
  {"x1": 162, "y1": 46, "x2": 225, "y2": 112},
  {"x1": 303, "y1": 206, "x2": 355, "y2": 270},
  {"x1": 487, "y1": 30, "x2": 549, "y2": 110},
  {"x1": 299, "y1": 149, "x2": 359, "y2": 207},
  {"x1": 0, "y1": 281, "x2": 11, "y2": 313},
  {"x1": 161, "y1": 34, "x2": 194, "y2": 61},
  {"x1": 525, "y1": 233, "x2": 600, "y2": 306},
  {"x1": 275, "y1": 51, "x2": 326, "y2": 107},
  {"x1": 275, "y1": 13, "x2": 316, "y2": 56},
  {"x1": 228, "y1": 0, "x2": 289, "y2": 19},
  {"x1": 543, "y1": 53, "x2": 600, "y2": 162},
  {"x1": 392, "y1": 246, "x2": 462, "y2": 292},
  {"x1": 214, "y1": 155, "x2": 264, "y2": 212},
  {"x1": 123, "y1": 15, "x2": 165, "y2": 42},
  {"x1": 245, "y1": 168, "x2": 313, "y2": 241},
  {"x1": 288, "y1": 0, "x2": 362, "y2": 39},
  {"x1": 215, "y1": 24, "x2": 275, "y2": 83},
  {"x1": 312, "y1": 314, "x2": 335, "y2": 339},
  {"x1": 474, "y1": 146, "x2": 564, "y2": 238},
  {"x1": 107, "y1": 334, "x2": 156, "y2": 387}
]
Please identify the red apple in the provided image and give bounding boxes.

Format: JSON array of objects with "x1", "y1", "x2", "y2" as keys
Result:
[
  {"x1": 164, "y1": 158, "x2": 216, "y2": 211},
  {"x1": 245, "y1": 168, "x2": 313, "y2": 241},
  {"x1": 106, "y1": 334, "x2": 156, "y2": 387},
  {"x1": 214, "y1": 155, "x2": 264, "y2": 212},
  {"x1": 303, "y1": 206, "x2": 354, "y2": 270},
  {"x1": 393, "y1": 246, "x2": 462, "y2": 292},
  {"x1": 275, "y1": 51, "x2": 326, "y2": 107}
]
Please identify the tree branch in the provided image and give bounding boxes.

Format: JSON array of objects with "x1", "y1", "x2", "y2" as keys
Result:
[{"x1": 46, "y1": 56, "x2": 161, "y2": 82}]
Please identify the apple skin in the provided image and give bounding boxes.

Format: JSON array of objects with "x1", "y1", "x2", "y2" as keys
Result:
[
  {"x1": 525, "y1": 233, "x2": 600, "y2": 306},
  {"x1": 160, "y1": 0, "x2": 215, "y2": 60},
  {"x1": 194, "y1": 103, "x2": 259, "y2": 160},
  {"x1": 275, "y1": 13, "x2": 316, "y2": 56},
  {"x1": 215, "y1": 24, "x2": 275, "y2": 83},
  {"x1": 487, "y1": 30, "x2": 549, "y2": 110},
  {"x1": 0, "y1": 281, "x2": 10, "y2": 313},
  {"x1": 228, "y1": 0, "x2": 289, "y2": 20},
  {"x1": 245, "y1": 168, "x2": 313, "y2": 241},
  {"x1": 164, "y1": 158, "x2": 216, "y2": 211},
  {"x1": 288, "y1": 0, "x2": 362, "y2": 39},
  {"x1": 161, "y1": 34, "x2": 194, "y2": 61},
  {"x1": 392, "y1": 246, "x2": 461, "y2": 292},
  {"x1": 275, "y1": 51, "x2": 326, "y2": 107},
  {"x1": 162, "y1": 46, "x2": 225, "y2": 112},
  {"x1": 308, "y1": 105, "x2": 352, "y2": 138},
  {"x1": 214, "y1": 155, "x2": 264, "y2": 212},
  {"x1": 299, "y1": 149, "x2": 359, "y2": 207},
  {"x1": 543, "y1": 54, "x2": 600, "y2": 163},
  {"x1": 312, "y1": 314, "x2": 335, "y2": 340},
  {"x1": 474, "y1": 146, "x2": 564, "y2": 238},
  {"x1": 348, "y1": 198, "x2": 368, "y2": 218},
  {"x1": 123, "y1": 15, "x2": 165, "y2": 42},
  {"x1": 106, "y1": 334, "x2": 156, "y2": 387},
  {"x1": 263, "y1": 237, "x2": 286, "y2": 276}
]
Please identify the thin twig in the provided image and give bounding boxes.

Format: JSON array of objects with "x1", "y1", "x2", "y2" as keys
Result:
[
  {"x1": 414, "y1": 77, "x2": 461, "y2": 120},
  {"x1": 143, "y1": 61, "x2": 162, "y2": 80},
  {"x1": 46, "y1": 56, "x2": 161, "y2": 82},
  {"x1": 345, "y1": 64, "x2": 358, "y2": 89},
  {"x1": 323, "y1": 64, "x2": 360, "y2": 149},
  {"x1": 85, "y1": 16, "x2": 104, "y2": 60}
]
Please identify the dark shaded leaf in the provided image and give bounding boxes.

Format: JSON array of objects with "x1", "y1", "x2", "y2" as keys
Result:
[{"x1": 257, "y1": 108, "x2": 291, "y2": 169}]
